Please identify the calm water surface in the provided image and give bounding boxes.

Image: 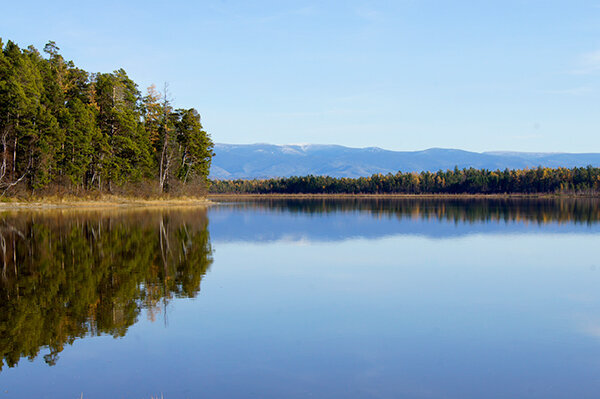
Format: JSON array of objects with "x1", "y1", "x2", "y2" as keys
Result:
[{"x1": 1, "y1": 198, "x2": 600, "y2": 398}]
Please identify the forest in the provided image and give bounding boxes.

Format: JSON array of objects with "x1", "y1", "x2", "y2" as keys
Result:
[
  {"x1": 0, "y1": 39, "x2": 213, "y2": 196},
  {"x1": 210, "y1": 166, "x2": 600, "y2": 195}
]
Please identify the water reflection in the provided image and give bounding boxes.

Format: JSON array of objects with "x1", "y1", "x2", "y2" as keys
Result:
[
  {"x1": 217, "y1": 197, "x2": 600, "y2": 224},
  {"x1": 0, "y1": 208, "x2": 213, "y2": 372},
  {"x1": 2, "y1": 199, "x2": 600, "y2": 398},
  {"x1": 210, "y1": 197, "x2": 600, "y2": 242}
]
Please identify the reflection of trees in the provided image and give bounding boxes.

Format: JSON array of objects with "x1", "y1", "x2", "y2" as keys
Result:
[
  {"x1": 0, "y1": 209, "x2": 213, "y2": 371},
  {"x1": 224, "y1": 197, "x2": 600, "y2": 225}
]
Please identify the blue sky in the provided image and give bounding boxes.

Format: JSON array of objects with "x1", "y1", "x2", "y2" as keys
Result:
[{"x1": 3, "y1": 0, "x2": 600, "y2": 152}]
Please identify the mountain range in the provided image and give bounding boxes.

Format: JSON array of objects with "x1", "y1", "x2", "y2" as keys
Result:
[{"x1": 209, "y1": 143, "x2": 600, "y2": 180}]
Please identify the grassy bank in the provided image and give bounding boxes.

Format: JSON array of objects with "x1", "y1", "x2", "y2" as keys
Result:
[{"x1": 0, "y1": 194, "x2": 212, "y2": 210}]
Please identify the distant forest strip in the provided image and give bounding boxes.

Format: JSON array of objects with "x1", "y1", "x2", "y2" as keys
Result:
[
  {"x1": 209, "y1": 166, "x2": 600, "y2": 195},
  {"x1": 0, "y1": 39, "x2": 213, "y2": 197}
]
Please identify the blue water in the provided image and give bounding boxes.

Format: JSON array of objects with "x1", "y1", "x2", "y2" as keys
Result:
[{"x1": 2, "y1": 199, "x2": 600, "y2": 398}]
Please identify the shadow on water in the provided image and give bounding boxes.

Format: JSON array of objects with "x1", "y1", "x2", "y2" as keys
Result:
[{"x1": 0, "y1": 208, "x2": 213, "y2": 372}]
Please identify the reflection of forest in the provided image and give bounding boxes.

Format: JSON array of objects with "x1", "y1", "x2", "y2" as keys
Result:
[
  {"x1": 223, "y1": 197, "x2": 600, "y2": 225},
  {"x1": 0, "y1": 209, "x2": 213, "y2": 371}
]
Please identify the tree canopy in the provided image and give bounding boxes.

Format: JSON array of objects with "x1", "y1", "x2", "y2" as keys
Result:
[{"x1": 0, "y1": 39, "x2": 214, "y2": 195}]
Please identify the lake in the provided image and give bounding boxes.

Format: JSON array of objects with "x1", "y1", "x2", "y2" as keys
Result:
[{"x1": 1, "y1": 198, "x2": 600, "y2": 398}]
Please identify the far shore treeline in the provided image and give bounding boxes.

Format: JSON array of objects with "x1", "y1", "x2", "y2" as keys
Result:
[
  {"x1": 0, "y1": 39, "x2": 213, "y2": 196},
  {"x1": 210, "y1": 166, "x2": 600, "y2": 195}
]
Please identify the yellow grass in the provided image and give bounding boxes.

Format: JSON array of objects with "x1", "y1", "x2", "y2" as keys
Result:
[{"x1": 0, "y1": 194, "x2": 212, "y2": 210}]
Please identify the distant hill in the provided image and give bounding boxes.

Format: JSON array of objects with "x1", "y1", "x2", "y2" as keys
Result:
[{"x1": 209, "y1": 143, "x2": 600, "y2": 179}]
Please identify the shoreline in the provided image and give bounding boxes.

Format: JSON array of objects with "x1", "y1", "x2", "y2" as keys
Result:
[
  {"x1": 0, "y1": 195, "x2": 213, "y2": 210},
  {"x1": 208, "y1": 193, "x2": 600, "y2": 200},
  {"x1": 0, "y1": 192, "x2": 596, "y2": 210}
]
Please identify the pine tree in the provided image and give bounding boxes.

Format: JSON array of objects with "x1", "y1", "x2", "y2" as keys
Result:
[
  {"x1": 0, "y1": 38, "x2": 213, "y2": 195},
  {"x1": 174, "y1": 108, "x2": 214, "y2": 184},
  {"x1": 93, "y1": 70, "x2": 153, "y2": 191}
]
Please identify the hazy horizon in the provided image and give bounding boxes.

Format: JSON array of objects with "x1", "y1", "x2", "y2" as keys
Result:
[
  {"x1": 213, "y1": 142, "x2": 598, "y2": 155},
  {"x1": 5, "y1": 1, "x2": 600, "y2": 153}
]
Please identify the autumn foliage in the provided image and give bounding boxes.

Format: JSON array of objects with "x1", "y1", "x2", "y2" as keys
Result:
[{"x1": 210, "y1": 166, "x2": 600, "y2": 195}]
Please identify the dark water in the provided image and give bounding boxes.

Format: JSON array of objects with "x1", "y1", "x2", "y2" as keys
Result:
[{"x1": 1, "y1": 198, "x2": 600, "y2": 398}]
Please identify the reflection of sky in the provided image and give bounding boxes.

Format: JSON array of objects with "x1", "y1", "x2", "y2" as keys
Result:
[
  {"x1": 6, "y1": 232, "x2": 600, "y2": 398},
  {"x1": 4, "y1": 205, "x2": 600, "y2": 398},
  {"x1": 208, "y1": 204, "x2": 600, "y2": 243}
]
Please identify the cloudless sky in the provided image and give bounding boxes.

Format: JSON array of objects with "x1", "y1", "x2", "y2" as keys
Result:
[{"x1": 3, "y1": 0, "x2": 600, "y2": 152}]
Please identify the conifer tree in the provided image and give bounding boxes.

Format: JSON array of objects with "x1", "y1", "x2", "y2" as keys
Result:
[
  {"x1": 174, "y1": 108, "x2": 214, "y2": 184},
  {"x1": 0, "y1": 38, "x2": 213, "y2": 195}
]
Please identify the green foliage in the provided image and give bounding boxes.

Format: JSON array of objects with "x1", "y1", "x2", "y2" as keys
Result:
[
  {"x1": 210, "y1": 166, "x2": 600, "y2": 195},
  {"x1": 174, "y1": 108, "x2": 214, "y2": 184},
  {"x1": 94, "y1": 70, "x2": 154, "y2": 186},
  {"x1": 0, "y1": 38, "x2": 214, "y2": 195}
]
